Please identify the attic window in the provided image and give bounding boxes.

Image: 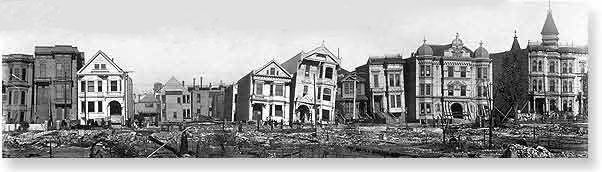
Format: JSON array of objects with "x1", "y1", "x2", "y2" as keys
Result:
[
  {"x1": 94, "y1": 64, "x2": 100, "y2": 69},
  {"x1": 101, "y1": 64, "x2": 106, "y2": 69},
  {"x1": 317, "y1": 54, "x2": 326, "y2": 58},
  {"x1": 270, "y1": 68, "x2": 275, "y2": 75}
]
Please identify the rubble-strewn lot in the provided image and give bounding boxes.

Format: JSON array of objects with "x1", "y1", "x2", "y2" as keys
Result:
[{"x1": 2, "y1": 122, "x2": 588, "y2": 158}]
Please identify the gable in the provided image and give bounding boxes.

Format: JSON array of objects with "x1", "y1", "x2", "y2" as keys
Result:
[
  {"x1": 77, "y1": 50, "x2": 125, "y2": 75},
  {"x1": 255, "y1": 60, "x2": 292, "y2": 78}
]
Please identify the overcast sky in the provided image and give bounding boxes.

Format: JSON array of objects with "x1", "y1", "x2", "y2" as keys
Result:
[{"x1": 0, "y1": 0, "x2": 588, "y2": 93}]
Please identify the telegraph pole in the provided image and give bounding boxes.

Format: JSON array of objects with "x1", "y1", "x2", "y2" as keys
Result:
[
  {"x1": 488, "y1": 82, "x2": 493, "y2": 149},
  {"x1": 440, "y1": 57, "x2": 446, "y2": 143}
]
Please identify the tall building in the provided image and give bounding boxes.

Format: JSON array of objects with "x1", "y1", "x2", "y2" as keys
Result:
[
  {"x1": 158, "y1": 77, "x2": 192, "y2": 124},
  {"x1": 235, "y1": 60, "x2": 293, "y2": 122},
  {"x1": 2, "y1": 54, "x2": 35, "y2": 124},
  {"x1": 406, "y1": 34, "x2": 492, "y2": 124},
  {"x1": 76, "y1": 50, "x2": 133, "y2": 125},
  {"x1": 281, "y1": 44, "x2": 341, "y2": 124},
  {"x1": 526, "y1": 8, "x2": 588, "y2": 117},
  {"x1": 33, "y1": 45, "x2": 85, "y2": 124},
  {"x1": 356, "y1": 55, "x2": 405, "y2": 123}
]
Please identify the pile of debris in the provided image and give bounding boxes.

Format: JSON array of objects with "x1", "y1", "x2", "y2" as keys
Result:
[{"x1": 501, "y1": 144, "x2": 553, "y2": 158}]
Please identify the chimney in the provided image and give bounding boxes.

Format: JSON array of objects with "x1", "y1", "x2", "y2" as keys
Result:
[
  {"x1": 193, "y1": 78, "x2": 196, "y2": 89},
  {"x1": 182, "y1": 81, "x2": 185, "y2": 87},
  {"x1": 200, "y1": 77, "x2": 203, "y2": 88}
]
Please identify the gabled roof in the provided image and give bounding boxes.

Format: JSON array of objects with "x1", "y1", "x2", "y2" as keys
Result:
[
  {"x1": 280, "y1": 44, "x2": 341, "y2": 74},
  {"x1": 77, "y1": 50, "x2": 125, "y2": 74},
  {"x1": 541, "y1": 10, "x2": 559, "y2": 35},
  {"x1": 162, "y1": 76, "x2": 185, "y2": 91},
  {"x1": 340, "y1": 72, "x2": 366, "y2": 82},
  {"x1": 254, "y1": 59, "x2": 292, "y2": 78}
]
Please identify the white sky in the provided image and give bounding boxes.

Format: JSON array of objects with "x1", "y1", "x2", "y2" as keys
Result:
[{"x1": 0, "y1": 0, "x2": 588, "y2": 94}]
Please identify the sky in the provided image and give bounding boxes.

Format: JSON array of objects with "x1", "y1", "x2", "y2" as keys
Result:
[{"x1": 0, "y1": 0, "x2": 589, "y2": 94}]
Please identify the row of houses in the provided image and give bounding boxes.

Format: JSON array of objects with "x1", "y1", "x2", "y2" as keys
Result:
[
  {"x1": 223, "y1": 7, "x2": 588, "y2": 125},
  {"x1": 3, "y1": 46, "x2": 134, "y2": 127}
]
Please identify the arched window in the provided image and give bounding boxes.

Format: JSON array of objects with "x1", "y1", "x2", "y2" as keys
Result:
[
  {"x1": 569, "y1": 81, "x2": 573, "y2": 92},
  {"x1": 569, "y1": 63, "x2": 573, "y2": 73},
  {"x1": 563, "y1": 80, "x2": 567, "y2": 92},
  {"x1": 549, "y1": 62, "x2": 555, "y2": 73},
  {"x1": 538, "y1": 79, "x2": 543, "y2": 91},
  {"x1": 533, "y1": 79, "x2": 537, "y2": 91},
  {"x1": 538, "y1": 61, "x2": 543, "y2": 72},
  {"x1": 562, "y1": 63, "x2": 567, "y2": 73}
]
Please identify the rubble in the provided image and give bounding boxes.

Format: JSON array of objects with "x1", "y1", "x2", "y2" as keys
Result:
[{"x1": 501, "y1": 144, "x2": 553, "y2": 158}]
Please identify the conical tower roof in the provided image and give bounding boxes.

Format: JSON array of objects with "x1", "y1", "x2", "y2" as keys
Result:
[
  {"x1": 511, "y1": 31, "x2": 521, "y2": 51},
  {"x1": 541, "y1": 10, "x2": 559, "y2": 35}
]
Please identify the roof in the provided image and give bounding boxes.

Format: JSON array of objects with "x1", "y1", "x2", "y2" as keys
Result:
[
  {"x1": 280, "y1": 44, "x2": 340, "y2": 74},
  {"x1": 138, "y1": 94, "x2": 159, "y2": 103},
  {"x1": 416, "y1": 43, "x2": 434, "y2": 56},
  {"x1": 35, "y1": 45, "x2": 81, "y2": 54},
  {"x1": 511, "y1": 36, "x2": 521, "y2": 51},
  {"x1": 77, "y1": 50, "x2": 125, "y2": 74},
  {"x1": 367, "y1": 54, "x2": 404, "y2": 65},
  {"x1": 162, "y1": 76, "x2": 185, "y2": 91},
  {"x1": 280, "y1": 51, "x2": 305, "y2": 74},
  {"x1": 541, "y1": 10, "x2": 559, "y2": 35}
]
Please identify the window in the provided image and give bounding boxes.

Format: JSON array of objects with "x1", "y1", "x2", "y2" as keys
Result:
[
  {"x1": 532, "y1": 60, "x2": 537, "y2": 72},
  {"x1": 538, "y1": 61, "x2": 543, "y2": 72},
  {"x1": 110, "y1": 81, "x2": 118, "y2": 91},
  {"x1": 56, "y1": 63, "x2": 63, "y2": 78},
  {"x1": 97, "y1": 101, "x2": 103, "y2": 112},
  {"x1": 81, "y1": 81, "x2": 86, "y2": 93},
  {"x1": 177, "y1": 97, "x2": 181, "y2": 104},
  {"x1": 303, "y1": 85, "x2": 308, "y2": 96},
  {"x1": 448, "y1": 66, "x2": 454, "y2": 77},
  {"x1": 569, "y1": 81, "x2": 573, "y2": 92},
  {"x1": 8, "y1": 91, "x2": 12, "y2": 105},
  {"x1": 97, "y1": 81, "x2": 102, "y2": 92},
  {"x1": 569, "y1": 63, "x2": 573, "y2": 73},
  {"x1": 88, "y1": 101, "x2": 95, "y2": 112},
  {"x1": 483, "y1": 86, "x2": 488, "y2": 97},
  {"x1": 373, "y1": 74, "x2": 379, "y2": 88},
  {"x1": 448, "y1": 85, "x2": 454, "y2": 96},
  {"x1": 562, "y1": 63, "x2": 567, "y2": 73},
  {"x1": 20, "y1": 91, "x2": 25, "y2": 104},
  {"x1": 40, "y1": 63, "x2": 46, "y2": 77},
  {"x1": 275, "y1": 85, "x2": 284, "y2": 96},
  {"x1": 304, "y1": 65, "x2": 310, "y2": 77},
  {"x1": 426, "y1": 103, "x2": 431, "y2": 113},
  {"x1": 425, "y1": 65, "x2": 431, "y2": 76},
  {"x1": 161, "y1": 95, "x2": 166, "y2": 102},
  {"x1": 482, "y1": 67, "x2": 488, "y2": 79},
  {"x1": 550, "y1": 80, "x2": 556, "y2": 92},
  {"x1": 532, "y1": 80, "x2": 537, "y2": 92},
  {"x1": 550, "y1": 62, "x2": 555, "y2": 73},
  {"x1": 460, "y1": 67, "x2": 467, "y2": 78},
  {"x1": 269, "y1": 84, "x2": 274, "y2": 96},
  {"x1": 538, "y1": 80, "x2": 543, "y2": 91},
  {"x1": 389, "y1": 74, "x2": 395, "y2": 87},
  {"x1": 460, "y1": 86, "x2": 466, "y2": 96},
  {"x1": 420, "y1": 103, "x2": 425, "y2": 113},
  {"x1": 81, "y1": 101, "x2": 86, "y2": 113},
  {"x1": 321, "y1": 109, "x2": 330, "y2": 121},
  {"x1": 390, "y1": 95, "x2": 397, "y2": 108},
  {"x1": 420, "y1": 65, "x2": 425, "y2": 76},
  {"x1": 343, "y1": 82, "x2": 351, "y2": 94},
  {"x1": 94, "y1": 64, "x2": 100, "y2": 69},
  {"x1": 270, "y1": 68, "x2": 275, "y2": 75},
  {"x1": 87, "y1": 81, "x2": 94, "y2": 92},
  {"x1": 255, "y1": 82, "x2": 263, "y2": 95},
  {"x1": 395, "y1": 74, "x2": 401, "y2": 87},
  {"x1": 21, "y1": 68, "x2": 26, "y2": 80},
  {"x1": 145, "y1": 103, "x2": 154, "y2": 108},
  {"x1": 419, "y1": 84, "x2": 425, "y2": 95},
  {"x1": 101, "y1": 64, "x2": 106, "y2": 69},
  {"x1": 477, "y1": 68, "x2": 483, "y2": 78},
  {"x1": 580, "y1": 63, "x2": 585, "y2": 73},
  {"x1": 275, "y1": 105, "x2": 283, "y2": 117},
  {"x1": 323, "y1": 88, "x2": 331, "y2": 101},
  {"x1": 425, "y1": 84, "x2": 431, "y2": 95},
  {"x1": 173, "y1": 112, "x2": 177, "y2": 118},
  {"x1": 325, "y1": 67, "x2": 333, "y2": 79},
  {"x1": 562, "y1": 81, "x2": 567, "y2": 92}
]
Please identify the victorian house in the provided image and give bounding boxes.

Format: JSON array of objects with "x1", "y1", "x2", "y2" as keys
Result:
[
  {"x1": 526, "y1": 7, "x2": 588, "y2": 118},
  {"x1": 158, "y1": 77, "x2": 192, "y2": 124},
  {"x1": 76, "y1": 50, "x2": 134, "y2": 125},
  {"x1": 2, "y1": 54, "x2": 35, "y2": 124},
  {"x1": 335, "y1": 70, "x2": 368, "y2": 122},
  {"x1": 356, "y1": 55, "x2": 405, "y2": 124},
  {"x1": 281, "y1": 44, "x2": 341, "y2": 124},
  {"x1": 235, "y1": 60, "x2": 292, "y2": 123},
  {"x1": 34, "y1": 45, "x2": 85, "y2": 125},
  {"x1": 406, "y1": 34, "x2": 492, "y2": 124}
]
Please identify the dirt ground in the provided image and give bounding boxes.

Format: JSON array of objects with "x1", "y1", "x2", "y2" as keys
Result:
[{"x1": 2, "y1": 122, "x2": 588, "y2": 158}]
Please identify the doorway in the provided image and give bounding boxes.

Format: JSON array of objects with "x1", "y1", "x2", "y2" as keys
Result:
[{"x1": 451, "y1": 103, "x2": 464, "y2": 119}]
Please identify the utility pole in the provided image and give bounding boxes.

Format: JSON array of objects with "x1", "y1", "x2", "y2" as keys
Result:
[
  {"x1": 488, "y1": 82, "x2": 493, "y2": 149},
  {"x1": 352, "y1": 73, "x2": 357, "y2": 120},
  {"x1": 440, "y1": 57, "x2": 446, "y2": 144}
]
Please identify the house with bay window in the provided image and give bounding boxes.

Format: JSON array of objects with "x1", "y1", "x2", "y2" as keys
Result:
[
  {"x1": 235, "y1": 60, "x2": 292, "y2": 123},
  {"x1": 76, "y1": 50, "x2": 133, "y2": 125}
]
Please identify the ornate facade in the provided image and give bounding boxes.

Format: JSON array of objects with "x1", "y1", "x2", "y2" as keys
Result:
[
  {"x1": 2, "y1": 54, "x2": 35, "y2": 124},
  {"x1": 406, "y1": 34, "x2": 492, "y2": 124}
]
